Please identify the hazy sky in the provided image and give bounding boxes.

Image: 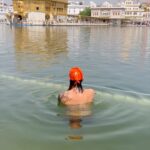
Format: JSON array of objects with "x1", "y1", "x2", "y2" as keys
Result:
[{"x1": 5, "y1": 0, "x2": 147, "y2": 5}]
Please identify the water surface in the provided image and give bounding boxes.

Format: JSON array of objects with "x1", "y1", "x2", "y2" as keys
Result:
[{"x1": 0, "y1": 25, "x2": 150, "y2": 150}]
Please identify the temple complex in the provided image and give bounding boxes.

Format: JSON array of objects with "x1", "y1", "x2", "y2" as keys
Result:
[{"x1": 12, "y1": 0, "x2": 68, "y2": 25}]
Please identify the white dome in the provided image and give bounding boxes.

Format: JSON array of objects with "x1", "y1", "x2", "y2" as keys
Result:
[
  {"x1": 102, "y1": 1, "x2": 112, "y2": 8},
  {"x1": 90, "y1": 1, "x2": 96, "y2": 8}
]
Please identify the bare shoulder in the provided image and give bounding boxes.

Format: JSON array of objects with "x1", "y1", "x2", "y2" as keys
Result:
[
  {"x1": 84, "y1": 88, "x2": 95, "y2": 103},
  {"x1": 58, "y1": 91, "x2": 70, "y2": 104}
]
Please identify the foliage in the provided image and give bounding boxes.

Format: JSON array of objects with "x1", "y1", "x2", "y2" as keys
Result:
[{"x1": 79, "y1": 7, "x2": 91, "y2": 16}]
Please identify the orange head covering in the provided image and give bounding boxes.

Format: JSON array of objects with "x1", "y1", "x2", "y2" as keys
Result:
[{"x1": 69, "y1": 67, "x2": 83, "y2": 82}]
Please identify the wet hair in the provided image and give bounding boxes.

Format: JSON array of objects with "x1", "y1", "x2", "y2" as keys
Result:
[{"x1": 68, "y1": 80, "x2": 83, "y2": 93}]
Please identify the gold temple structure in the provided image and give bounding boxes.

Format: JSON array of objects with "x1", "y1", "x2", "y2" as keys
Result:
[{"x1": 12, "y1": 0, "x2": 68, "y2": 24}]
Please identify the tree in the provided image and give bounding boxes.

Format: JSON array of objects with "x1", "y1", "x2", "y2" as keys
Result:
[{"x1": 79, "y1": 7, "x2": 91, "y2": 16}]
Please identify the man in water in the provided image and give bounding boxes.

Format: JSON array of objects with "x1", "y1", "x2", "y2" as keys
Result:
[{"x1": 58, "y1": 67, "x2": 95, "y2": 105}]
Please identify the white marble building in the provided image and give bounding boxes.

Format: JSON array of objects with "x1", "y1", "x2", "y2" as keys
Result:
[
  {"x1": 67, "y1": 0, "x2": 98, "y2": 16},
  {"x1": 91, "y1": 0, "x2": 149, "y2": 22},
  {"x1": 0, "y1": 0, "x2": 13, "y2": 22},
  {"x1": 119, "y1": 0, "x2": 144, "y2": 20},
  {"x1": 0, "y1": 0, "x2": 6, "y2": 21},
  {"x1": 143, "y1": 11, "x2": 150, "y2": 22},
  {"x1": 67, "y1": 0, "x2": 89, "y2": 16},
  {"x1": 91, "y1": 1, "x2": 125, "y2": 19},
  {"x1": 90, "y1": 1, "x2": 97, "y2": 8}
]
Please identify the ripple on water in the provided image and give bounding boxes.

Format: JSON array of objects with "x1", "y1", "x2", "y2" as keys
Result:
[{"x1": 0, "y1": 74, "x2": 150, "y2": 143}]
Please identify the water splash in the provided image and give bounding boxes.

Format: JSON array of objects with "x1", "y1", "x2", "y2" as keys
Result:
[
  {"x1": 0, "y1": 74, "x2": 150, "y2": 106},
  {"x1": 95, "y1": 91, "x2": 150, "y2": 106},
  {"x1": 0, "y1": 74, "x2": 64, "y2": 89}
]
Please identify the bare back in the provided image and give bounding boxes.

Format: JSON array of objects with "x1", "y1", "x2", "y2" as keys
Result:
[{"x1": 58, "y1": 88, "x2": 95, "y2": 106}]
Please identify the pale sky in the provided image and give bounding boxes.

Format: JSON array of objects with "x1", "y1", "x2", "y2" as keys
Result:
[{"x1": 4, "y1": 0, "x2": 147, "y2": 5}]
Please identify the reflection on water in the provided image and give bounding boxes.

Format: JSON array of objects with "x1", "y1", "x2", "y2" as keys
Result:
[
  {"x1": 120, "y1": 27, "x2": 150, "y2": 62},
  {"x1": 65, "y1": 103, "x2": 92, "y2": 141},
  {"x1": 120, "y1": 27, "x2": 134, "y2": 61},
  {"x1": 140, "y1": 28, "x2": 149, "y2": 64},
  {"x1": 68, "y1": 118, "x2": 83, "y2": 141},
  {"x1": 66, "y1": 103, "x2": 92, "y2": 117},
  {"x1": 1, "y1": 25, "x2": 150, "y2": 149},
  {"x1": 13, "y1": 27, "x2": 68, "y2": 72},
  {"x1": 89, "y1": 26, "x2": 150, "y2": 63},
  {"x1": 69, "y1": 118, "x2": 82, "y2": 129}
]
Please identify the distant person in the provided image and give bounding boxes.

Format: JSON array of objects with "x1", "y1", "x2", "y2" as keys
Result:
[{"x1": 58, "y1": 67, "x2": 95, "y2": 105}]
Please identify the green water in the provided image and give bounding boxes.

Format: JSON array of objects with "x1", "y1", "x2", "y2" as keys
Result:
[{"x1": 0, "y1": 25, "x2": 150, "y2": 150}]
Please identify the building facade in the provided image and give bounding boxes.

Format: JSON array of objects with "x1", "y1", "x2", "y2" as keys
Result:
[
  {"x1": 121, "y1": 0, "x2": 144, "y2": 20},
  {"x1": 91, "y1": 1, "x2": 125, "y2": 19},
  {"x1": 67, "y1": 1, "x2": 88, "y2": 16},
  {"x1": 0, "y1": 0, "x2": 13, "y2": 22},
  {"x1": 13, "y1": 0, "x2": 68, "y2": 24},
  {"x1": 91, "y1": 0, "x2": 149, "y2": 22},
  {"x1": 141, "y1": 3, "x2": 150, "y2": 11},
  {"x1": 143, "y1": 11, "x2": 150, "y2": 22},
  {"x1": 0, "y1": 0, "x2": 4, "y2": 13},
  {"x1": 0, "y1": 0, "x2": 5, "y2": 21}
]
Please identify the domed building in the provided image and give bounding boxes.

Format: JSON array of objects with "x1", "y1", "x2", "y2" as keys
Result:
[{"x1": 101, "y1": 1, "x2": 112, "y2": 8}]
